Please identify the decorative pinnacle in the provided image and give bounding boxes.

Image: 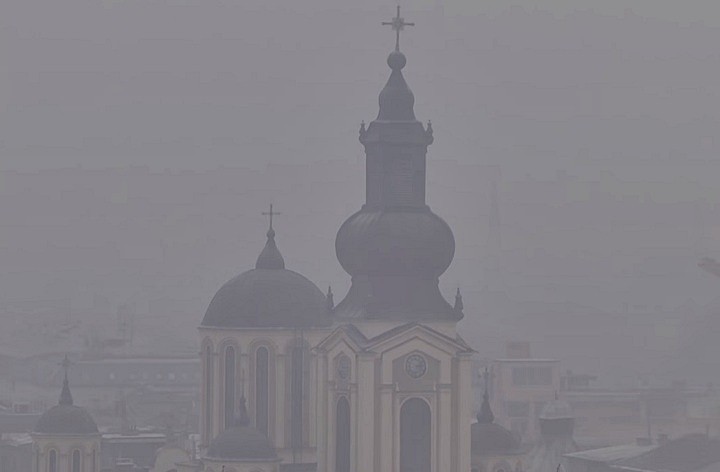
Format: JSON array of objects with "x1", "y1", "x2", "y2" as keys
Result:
[
  {"x1": 454, "y1": 287, "x2": 464, "y2": 312},
  {"x1": 58, "y1": 354, "x2": 74, "y2": 406},
  {"x1": 326, "y1": 286, "x2": 335, "y2": 312},
  {"x1": 382, "y1": 5, "x2": 415, "y2": 52},
  {"x1": 477, "y1": 366, "x2": 495, "y2": 424}
]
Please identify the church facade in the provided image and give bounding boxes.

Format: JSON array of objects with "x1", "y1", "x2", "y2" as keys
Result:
[{"x1": 198, "y1": 10, "x2": 475, "y2": 472}]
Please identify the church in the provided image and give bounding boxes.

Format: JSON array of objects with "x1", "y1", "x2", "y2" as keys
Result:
[{"x1": 196, "y1": 8, "x2": 476, "y2": 472}]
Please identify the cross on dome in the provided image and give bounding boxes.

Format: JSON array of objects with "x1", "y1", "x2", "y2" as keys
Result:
[
  {"x1": 262, "y1": 204, "x2": 281, "y2": 232},
  {"x1": 382, "y1": 5, "x2": 415, "y2": 52}
]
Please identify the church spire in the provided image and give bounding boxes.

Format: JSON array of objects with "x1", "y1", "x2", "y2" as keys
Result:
[
  {"x1": 334, "y1": 7, "x2": 457, "y2": 322},
  {"x1": 477, "y1": 367, "x2": 495, "y2": 424},
  {"x1": 376, "y1": 6, "x2": 417, "y2": 122},
  {"x1": 58, "y1": 354, "x2": 73, "y2": 406},
  {"x1": 256, "y1": 204, "x2": 285, "y2": 270}
]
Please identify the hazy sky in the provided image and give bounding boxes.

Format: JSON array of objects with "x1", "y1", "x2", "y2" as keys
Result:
[{"x1": 3, "y1": 0, "x2": 720, "y2": 384}]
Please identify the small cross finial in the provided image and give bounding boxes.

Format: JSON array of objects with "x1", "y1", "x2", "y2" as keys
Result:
[
  {"x1": 262, "y1": 204, "x2": 281, "y2": 231},
  {"x1": 382, "y1": 5, "x2": 415, "y2": 51},
  {"x1": 59, "y1": 354, "x2": 73, "y2": 378}
]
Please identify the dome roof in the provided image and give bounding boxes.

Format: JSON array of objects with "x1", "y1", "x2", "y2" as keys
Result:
[
  {"x1": 471, "y1": 422, "x2": 521, "y2": 455},
  {"x1": 34, "y1": 369, "x2": 98, "y2": 435},
  {"x1": 471, "y1": 370, "x2": 521, "y2": 455},
  {"x1": 201, "y1": 224, "x2": 330, "y2": 329},
  {"x1": 205, "y1": 397, "x2": 276, "y2": 461},
  {"x1": 336, "y1": 208, "x2": 455, "y2": 278},
  {"x1": 205, "y1": 426, "x2": 276, "y2": 461},
  {"x1": 35, "y1": 404, "x2": 99, "y2": 435}
]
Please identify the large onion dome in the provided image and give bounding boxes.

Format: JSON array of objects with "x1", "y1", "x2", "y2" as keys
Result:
[
  {"x1": 333, "y1": 43, "x2": 460, "y2": 322},
  {"x1": 201, "y1": 221, "x2": 330, "y2": 329},
  {"x1": 34, "y1": 366, "x2": 98, "y2": 435}
]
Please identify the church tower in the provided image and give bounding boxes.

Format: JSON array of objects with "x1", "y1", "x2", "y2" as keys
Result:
[
  {"x1": 315, "y1": 8, "x2": 474, "y2": 472},
  {"x1": 31, "y1": 356, "x2": 101, "y2": 472},
  {"x1": 199, "y1": 214, "x2": 332, "y2": 465}
]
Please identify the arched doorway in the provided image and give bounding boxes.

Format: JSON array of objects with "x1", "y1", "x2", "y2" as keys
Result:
[
  {"x1": 400, "y1": 398, "x2": 431, "y2": 472},
  {"x1": 335, "y1": 396, "x2": 351, "y2": 472}
]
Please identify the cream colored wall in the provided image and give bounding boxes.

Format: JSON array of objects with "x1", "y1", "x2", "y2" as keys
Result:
[
  {"x1": 198, "y1": 326, "x2": 333, "y2": 461},
  {"x1": 31, "y1": 434, "x2": 101, "y2": 472},
  {"x1": 315, "y1": 326, "x2": 474, "y2": 472}
]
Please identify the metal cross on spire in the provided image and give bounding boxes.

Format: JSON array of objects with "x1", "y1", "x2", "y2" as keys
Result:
[
  {"x1": 262, "y1": 204, "x2": 281, "y2": 230},
  {"x1": 59, "y1": 354, "x2": 74, "y2": 379},
  {"x1": 382, "y1": 5, "x2": 415, "y2": 51}
]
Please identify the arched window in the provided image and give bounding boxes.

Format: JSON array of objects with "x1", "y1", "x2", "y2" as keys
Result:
[
  {"x1": 224, "y1": 345, "x2": 236, "y2": 430},
  {"x1": 48, "y1": 450, "x2": 57, "y2": 472},
  {"x1": 335, "y1": 396, "x2": 351, "y2": 472},
  {"x1": 72, "y1": 449, "x2": 81, "y2": 472},
  {"x1": 255, "y1": 346, "x2": 269, "y2": 435},
  {"x1": 400, "y1": 398, "x2": 431, "y2": 472},
  {"x1": 204, "y1": 344, "x2": 214, "y2": 442}
]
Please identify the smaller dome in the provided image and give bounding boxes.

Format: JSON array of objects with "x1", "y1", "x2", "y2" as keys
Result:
[
  {"x1": 206, "y1": 427, "x2": 276, "y2": 461},
  {"x1": 34, "y1": 371, "x2": 98, "y2": 435},
  {"x1": 201, "y1": 223, "x2": 330, "y2": 328},
  {"x1": 471, "y1": 370, "x2": 521, "y2": 456},
  {"x1": 205, "y1": 397, "x2": 276, "y2": 461},
  {"x1": 471, "y1": 422, "x2": 521, "y2": 455},
  {"x1": 35, "y1": 405, "x2": 99, "y2": 435}
]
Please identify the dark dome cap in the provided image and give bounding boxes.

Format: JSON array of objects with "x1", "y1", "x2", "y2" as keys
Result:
[
  {"x1": 201, "y1": 220, "x2": 330, "y2": 328},
  {"x1": 34, "y1": 367, "x2": 98, "y2": 435}
]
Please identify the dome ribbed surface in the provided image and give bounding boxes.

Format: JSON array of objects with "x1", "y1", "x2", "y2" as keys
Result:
[
  {"x1": 205, "y1": 426, "x2": 276, "y2": 460},
  {"x1": 201, "y1": 269, "x2": 330, "y2": 328},
  {"x1": 34, "y1": 404, "x2": 98, "y2": 435}
]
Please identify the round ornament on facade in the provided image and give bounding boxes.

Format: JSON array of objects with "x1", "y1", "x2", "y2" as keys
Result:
[{"x1": 405, "y1": 354, "x2": 427, "y2": 379}]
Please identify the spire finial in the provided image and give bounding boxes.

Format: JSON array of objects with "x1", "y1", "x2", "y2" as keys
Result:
[
  {"x1": 477, "y1": 366, "x2": 494, "y2": 424},
  {"x1": 256, "y1": 204, "x2": 285, "y2": 269},
  {"x1": 454, "y1": 287, "x2": 464, "y2": 313},
  {"x1": 326, "y1": 285, "x2": 335, "y2": 312},
  {"x1": 58, "y1": 354, "x2": 74, "y2": 406},
  {"x1": 382, "y1": 6, "x2": 414, "y2": 52}
]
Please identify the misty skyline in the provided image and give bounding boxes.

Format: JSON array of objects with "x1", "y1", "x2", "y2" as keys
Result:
[{"x1": 3, "y1": 1, "x2": 720, "y2": 386}]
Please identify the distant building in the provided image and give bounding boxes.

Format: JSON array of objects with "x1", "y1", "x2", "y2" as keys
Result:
[
  {"x1": 490, "y1": 344, "x2": 561, "y2": 442},
  {"x1": 525, "y1": 395, "x2": 578, "y2": 472}
]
